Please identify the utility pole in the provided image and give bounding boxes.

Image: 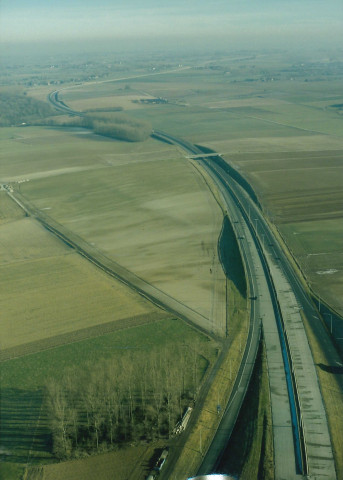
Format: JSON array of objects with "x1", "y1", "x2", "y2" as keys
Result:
[{"x1": 325, "y1": 313, "x2": 333, "y2": 334}]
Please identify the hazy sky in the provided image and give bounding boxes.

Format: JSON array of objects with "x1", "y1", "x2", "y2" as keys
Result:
[{"x1": 1, "y1": 0, "x2": 342, "y2": 50}]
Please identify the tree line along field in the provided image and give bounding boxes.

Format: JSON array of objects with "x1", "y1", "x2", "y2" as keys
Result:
[
  {"x1": 46, "y1": 345, "x2": 204, "y2": 459},
  {"x1": 1, "y1": 318, "x2": 217, "y2": 480}
]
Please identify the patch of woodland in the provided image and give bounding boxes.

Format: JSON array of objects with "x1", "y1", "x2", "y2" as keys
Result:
[
  {"x1": 45, "y1": 344, "x2": 208, "y2": 460},
  {"x1": 0, "y1": 92, "x2": 57, "y2": 126},
  {"x1": 45, "y1": 111, "x2": 152, "y2": 142}
]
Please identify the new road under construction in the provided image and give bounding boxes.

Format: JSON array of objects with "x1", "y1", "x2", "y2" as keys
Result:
[{"x1": 30, "y1": 89, "x2": 340, "y2": 479}]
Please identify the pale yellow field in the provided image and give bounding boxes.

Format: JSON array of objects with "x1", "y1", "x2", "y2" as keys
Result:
[
  {"x1": 204, "y1": 97, "x2": 290, "y2": 109},
  {"x1": 66, "y1": 93, "x2": 153, "y2": 111},
  {"x1": 0, "y1": 216, "x2": 157, "y2": 350},
  {"x1": 1, "y1": 126, "x2": 226, "y2": 341},
  {"x1": 205, "y1": 134, "x2": 343, "y2": 155},
  {"x1": 20, "y1": 155, "x2": 226, "y2": 329}
]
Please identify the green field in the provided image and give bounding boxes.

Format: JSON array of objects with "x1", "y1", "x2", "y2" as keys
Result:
[{"x1": 0, "y1": 318, "x2": 217, "y2": 475}]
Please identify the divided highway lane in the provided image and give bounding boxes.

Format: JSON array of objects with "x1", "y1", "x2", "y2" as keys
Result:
[
  {"x1": 154, "y1": 132, "x2": 300, "y2": 478},
  {"x1": 196, "y1": 170, "x2": 298, "y2": 479},
  {"x1": 155, "y1": 131, "x2": 337, "y2": 479}
]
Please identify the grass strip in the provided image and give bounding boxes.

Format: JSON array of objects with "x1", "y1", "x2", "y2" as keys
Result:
[{"x1": 301, "y1": 311, "x2": 343, "y2": 479}]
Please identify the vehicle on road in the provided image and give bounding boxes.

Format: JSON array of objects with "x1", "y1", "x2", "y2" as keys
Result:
[
  {"x1": 173, "y1": 406, "x2": 193, "y2": 435},
  {"x1": 154, "y1": 448, "x2": 169, "y2": 471}
]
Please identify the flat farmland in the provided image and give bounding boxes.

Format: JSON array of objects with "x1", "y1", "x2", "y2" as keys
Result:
[
  {"x1": 280, "y1": 219, "x2": 343, "y2": 313},
  {"x1": 63, "y1": 87, "x2": 155, "y2": 111},
  {"x1": 40, "y1": 444, "x2": 160, "y2": 480},
  {"x1": 13, "y1": 131, "x2": 225, "y2": 329},
  {"x1": 61, "y1": 69, "x2": 340, "y2": 141},
  {"x1": 0, "y1": 216, "x2": 157, "y2": 351},
  {"x1": 0, "y1": 191, "x2": 25, "y2": 224},
  {"x1": 63, "y1": 68, "x2": 343, "y2": 141},
  {"x1": 0, "y1": 126, "x2": 120, "y2": 182}
]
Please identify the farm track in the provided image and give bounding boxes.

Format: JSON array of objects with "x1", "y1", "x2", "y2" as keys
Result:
[{"x1": 0, "y1": 312, "x2": 173, "y2": 362}]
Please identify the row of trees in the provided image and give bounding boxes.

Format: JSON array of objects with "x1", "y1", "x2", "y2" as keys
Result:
[
  {"x1": 81, "y1": 112, "x2": 152, "y2": 142},
  {"x1": 45, "y1": 111, "x2": 152, "y2": 142},
  {"x1": 45, "y1": 345, "x2": 205, "y2": 459}
]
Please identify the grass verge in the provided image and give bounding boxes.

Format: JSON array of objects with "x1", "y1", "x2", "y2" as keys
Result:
[{"x1": 301, "y1": 311, "x2": 343, "y2": 479}]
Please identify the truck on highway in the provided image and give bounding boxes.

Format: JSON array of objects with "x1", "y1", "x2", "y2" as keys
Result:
[{"x1": 173, "y1": 406, "x2": 193, "y2": 435}]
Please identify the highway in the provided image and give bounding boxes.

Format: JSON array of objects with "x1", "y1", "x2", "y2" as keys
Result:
[
  {"x1": 45, "y1": 91, "x2": 339, "y2": 478},
  {"x1": 154, "y1": 131, "x2": 337, "y2": 479},
  {"x1": 155, "y1": 132, "x2": 301, "y2": 479}
]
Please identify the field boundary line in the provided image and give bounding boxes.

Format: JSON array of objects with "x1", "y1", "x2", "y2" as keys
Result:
[{"x1": 0, "y1": 312, "x2": 172, "y2": 362}]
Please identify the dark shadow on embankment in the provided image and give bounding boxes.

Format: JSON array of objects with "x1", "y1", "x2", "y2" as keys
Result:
[
  {"x1": 217, "y1": 338, "x2": 273, "y2": 478},
  {"x1": 317, "y1": 363, "x2": 343, "y2": 374},
  {"x1": 218, "y1": 215, "x2": 247, "y2": 299}
]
